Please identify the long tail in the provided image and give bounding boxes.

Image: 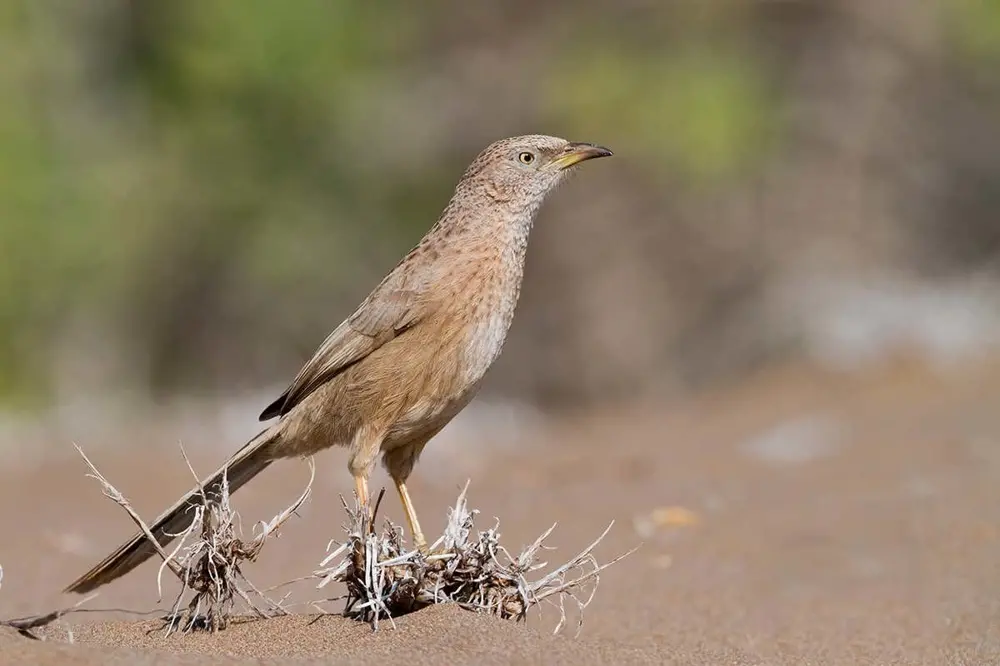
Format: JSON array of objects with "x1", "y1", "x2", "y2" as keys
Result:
[{"x1": 64, "y1": 426, "x2": 281, "y2": 595}]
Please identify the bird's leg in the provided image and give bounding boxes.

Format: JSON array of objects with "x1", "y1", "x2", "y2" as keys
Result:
[
  {"x1": 349, "y1": 428, "x2": 382, "y2": 533},
  {"x1": 383, "y1": 441, "x2": 431, "y2": 553},
  {"x1": 394, "y1": 478, "x2": 428, "y2": 554},
  {"x1": 353, "y1": 473, "x2": 372, "y2": 533},
  {"x1": 354, "y1": 473, "x2": 369, "y2": 509}
]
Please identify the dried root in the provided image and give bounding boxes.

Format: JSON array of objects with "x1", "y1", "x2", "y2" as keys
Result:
[
  {"x1": 75, "y1": 444, "x2": 314, "y2": 634},
  {"x1": 0, "y1": 565, "x2": 97, "y2": 640},
  {"x1": 314, "y1": 482, "x2": 635, "y2": 635}
]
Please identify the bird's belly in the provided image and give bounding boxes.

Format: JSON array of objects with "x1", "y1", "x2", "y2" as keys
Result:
[
  {"x1": 382, "y1": 381, "x2": 481, "y2": 451},
  {"x1": 379, "y1": 308, "x2": 511, "y2": 452}
]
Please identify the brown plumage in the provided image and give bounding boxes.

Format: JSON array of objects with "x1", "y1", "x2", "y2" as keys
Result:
[{"x1": 65, "y1": 135, "x2": 612, "y2": 595}]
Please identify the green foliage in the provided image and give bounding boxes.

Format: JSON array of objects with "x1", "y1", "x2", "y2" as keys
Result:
[
  {"x1": 546, "y1": 37, "x2": 776, "y2": 182},
  {"x1": 0, "y1": 5, "x2": 97, "y2": 402},
  {"x1": 0, "y1": 1, "x2": 974, "y2": 407},
  {"x1": 949, "y1": 0, "x2": 1000, "y2": 62},
  {"x1": 0, "y1": 1, "x2": 426, "y2": 402}
]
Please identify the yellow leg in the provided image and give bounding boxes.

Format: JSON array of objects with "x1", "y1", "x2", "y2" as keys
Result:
[
  {"x1": 354, "y1": 474, "x2": 369, "y2": 514},
  {"x1": 394, "y1": 479, "x2": 428, "y2": 553}
]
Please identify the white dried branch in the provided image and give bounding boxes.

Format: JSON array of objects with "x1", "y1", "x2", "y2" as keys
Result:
[
  {"x1": 76, "y1": 443, "x2": 314, "y2": 634},
  {"x1": 312, "y1": 480, "x2": 635, "y2": 635},
  {"x1": 73, "y1": 444, "x2": 185, "y2": 584}
]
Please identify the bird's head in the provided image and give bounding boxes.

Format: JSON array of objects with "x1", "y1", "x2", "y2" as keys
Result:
[{"x1": 460, "y1": 135, "x2": 613, "y2": 211}]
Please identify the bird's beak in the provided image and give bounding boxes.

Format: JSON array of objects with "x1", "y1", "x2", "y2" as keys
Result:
[{"x1": 549, "y1": 142, "x2": 614, "y2": 171}]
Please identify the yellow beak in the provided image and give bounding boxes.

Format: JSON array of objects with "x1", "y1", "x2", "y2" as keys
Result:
[{"x1": 549, "y1": 142, "x2": 614, "y2": 171}]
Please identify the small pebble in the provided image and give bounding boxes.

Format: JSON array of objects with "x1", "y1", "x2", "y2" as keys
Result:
[
  {"x1": 650, "y1": 554, "x2": 673, "y2": 569},
  {"x1": 633, "y1": 506, "x2": 701, "y2": 538}
]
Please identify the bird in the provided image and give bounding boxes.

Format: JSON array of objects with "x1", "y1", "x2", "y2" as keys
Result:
[{"x1": 64, "y1": 134, "x2": 613, "y2": 595}]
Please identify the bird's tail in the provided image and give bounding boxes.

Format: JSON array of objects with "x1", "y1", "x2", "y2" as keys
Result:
[{"x1": 64, "y1": 426, "x2": 281, "y2": 595}]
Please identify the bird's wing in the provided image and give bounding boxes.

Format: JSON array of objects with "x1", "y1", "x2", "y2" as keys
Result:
[{"x1": 258, "y1": 269, "x2": 429, "y2": 420}]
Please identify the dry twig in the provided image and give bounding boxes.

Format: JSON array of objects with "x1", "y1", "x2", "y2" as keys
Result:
[
  {"x1": 313, "y1": 481, "x2": 636, "y2": 635},
  {"x1": 0, "y1": 565, "x2": 98, "y2": 640},
  {"x1": 0, "y1": 595, "x2": 97, "y2": 641},
  {"x1": 75, "y1": 444, "x2": 314, "y2": 634}
]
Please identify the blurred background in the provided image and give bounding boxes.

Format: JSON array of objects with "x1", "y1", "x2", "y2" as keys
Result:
[
  {"x1": 6, "y1": 5, "x2": 1000, "y2": 654},
  {"x1": 2, "y1": 0, "x2": 1000, "y2": 460}
]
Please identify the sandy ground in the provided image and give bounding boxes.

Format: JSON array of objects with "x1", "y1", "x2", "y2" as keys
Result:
[{"x1": 2, "y1": 357, "x2": 1000, "y2": 664}]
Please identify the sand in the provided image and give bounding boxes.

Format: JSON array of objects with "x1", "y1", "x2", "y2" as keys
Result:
[{"x1": 2, "y1": 357, "x2": 1000, "y2": 665}]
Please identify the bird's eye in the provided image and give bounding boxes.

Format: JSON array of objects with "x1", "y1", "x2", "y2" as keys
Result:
[{"x1": 517, "y1": 151, "x2": 535, "y2": 165}]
